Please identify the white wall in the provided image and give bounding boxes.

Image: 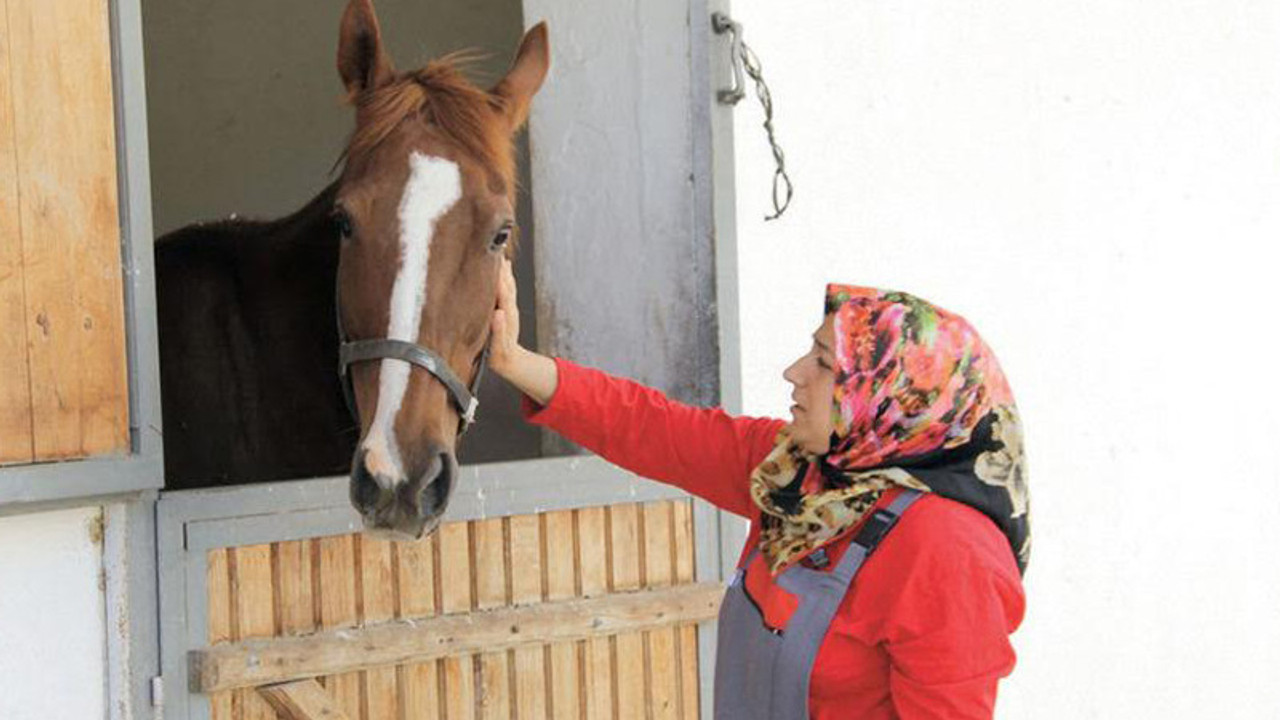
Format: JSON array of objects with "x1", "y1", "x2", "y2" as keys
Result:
[
  {"x1": 0, "y1": 507, "x2": 107, "y2": 720},
  {"x1": 730, "y1": 1, "x2": 1280, "y2": 717}
]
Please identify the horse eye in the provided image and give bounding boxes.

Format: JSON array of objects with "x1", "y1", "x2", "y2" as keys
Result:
[
  {"x1": 492, "y1": 225, "x2": 513, "y2": 249},
  {"x1": 334, "y1": 210, "x2": 354, "y2": 239}
]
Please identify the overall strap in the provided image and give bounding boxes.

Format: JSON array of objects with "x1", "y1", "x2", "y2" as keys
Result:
[
  {"x1": 830, "y1": 489, "x2": 924, "y2": 585},
  {"x1": 761, "y1": 489, "x2": 925, "y2": 719},
  {"x1": 739, "y1": 489, "x2": 924, "y2": 583}
]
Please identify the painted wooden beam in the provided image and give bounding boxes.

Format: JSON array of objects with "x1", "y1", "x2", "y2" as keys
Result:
[
  {"x1": 258, "y1": 679, "x2": 350, "y2": 720},
  {"x1": 191, "y1": 581, "x2": 724, "y2": 694}
]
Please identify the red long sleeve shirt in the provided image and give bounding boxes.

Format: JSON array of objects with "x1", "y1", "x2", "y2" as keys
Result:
[{"x1": 523, "y1": 358, "x2": 1025, "y2": 719}]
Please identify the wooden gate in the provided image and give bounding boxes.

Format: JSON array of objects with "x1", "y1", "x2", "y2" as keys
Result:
[
  {"x1": 157, "y1": 458, "x2": 728, "y2": 720},
  {"x1": 195, "y1": 501, "x2": 711, "y2": 720}
]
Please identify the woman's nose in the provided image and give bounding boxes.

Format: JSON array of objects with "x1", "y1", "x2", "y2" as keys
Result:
[{"x1": 783, "y1": 357, "x2": 804, "y2": 385}]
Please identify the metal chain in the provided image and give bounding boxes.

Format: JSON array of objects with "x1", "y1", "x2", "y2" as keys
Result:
[
  {"x1": 712, "y1": 12, "x2": 793, "y2": 221},
  {"x1": 739, "y1": 41, "x2": 793, "y2": 221}
]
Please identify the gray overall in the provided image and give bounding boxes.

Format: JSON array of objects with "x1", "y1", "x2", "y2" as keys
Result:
[{"x1": 713, "y1": 490, "x2": 924, "y2": 720}]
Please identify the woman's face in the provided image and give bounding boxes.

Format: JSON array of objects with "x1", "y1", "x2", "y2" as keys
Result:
[{"x1": 783, "y1": 314, "x2": 838, "y2": 455}]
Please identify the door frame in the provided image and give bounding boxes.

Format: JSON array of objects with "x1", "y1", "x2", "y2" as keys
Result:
[{"x1": 140, "y1": 0, "x2": 751, "y2": 715}]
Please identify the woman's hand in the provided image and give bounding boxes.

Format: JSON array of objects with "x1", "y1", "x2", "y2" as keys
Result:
[
  {"x1": 491, "y1": 256, "x2": 523, "y2": 374},
  {"x1": 490, "y1": 257, "x2": 558, "y2": 406}
]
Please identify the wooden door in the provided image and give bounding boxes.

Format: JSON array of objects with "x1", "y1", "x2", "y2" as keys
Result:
[{"x1": 0, "y1": 0, "x2": 129, "y2": 465}]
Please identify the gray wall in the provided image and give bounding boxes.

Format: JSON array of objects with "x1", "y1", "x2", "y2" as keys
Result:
[
  {"x1": 524, "y1": 0, "x2": 721, "y2": 412},
  {"x1": 141, "y1": 0, "x2": 544, "y2": 465}
]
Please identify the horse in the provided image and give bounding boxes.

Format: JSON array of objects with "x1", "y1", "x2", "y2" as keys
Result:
[{"x1": 155, "y1": 0, "x2": 549, "y2": 540}]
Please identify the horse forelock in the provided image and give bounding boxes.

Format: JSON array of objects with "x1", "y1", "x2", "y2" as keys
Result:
[{"x1": 341, "y1": 56, "x2": 515, "y2": 192}]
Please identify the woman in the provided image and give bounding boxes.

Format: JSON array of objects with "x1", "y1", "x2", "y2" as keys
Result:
[{"x1": 489, "y1": 259, "x2": 1029, "y2": 719}]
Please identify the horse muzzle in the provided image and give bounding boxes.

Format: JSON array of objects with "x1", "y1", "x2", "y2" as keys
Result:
[{"x1": 350, "y1": 445, "x2": 457, "y2": 540}]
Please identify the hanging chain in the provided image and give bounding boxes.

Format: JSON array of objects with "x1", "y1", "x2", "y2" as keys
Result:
[
  {"x1": 741, "y1": 42, "x2": 793, "y2": 221},
  {"x1": 712, "y1": 12, "x2": 793, "y2": 221}
]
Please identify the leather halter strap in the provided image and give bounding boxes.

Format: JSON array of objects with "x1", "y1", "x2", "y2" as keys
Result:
[
  {"x1": 335, "y1": 285, "x2": 490, "y2": 435},
  {"x1": 339, "y1": 338, "x2": 484, "y2": 427}
]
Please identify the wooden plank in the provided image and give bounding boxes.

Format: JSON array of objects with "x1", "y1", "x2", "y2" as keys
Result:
[
  {"x1": 317, "y1": 535, "x2": 361, "y2": 719},
  {"x1": 609, "y1": 504, "x2": 643, "y2": 591},
  {"x1": 233, "y1": 544, "x2": 276, "y2": 720},
  {"x1": 648, "y1": 623, "x2": 679, "y2": 720},
  {"x1": 397, "y1": 537, "x2": 437, "y2": 618},
  {"x1": 0, "y1": 0, "x2": 33, "y2": 465},
  {"x1": 207, "y1": 549, "x2": 232, "y2": 644},
  {"x1": 191, "y1": 582, "x2": 725, "y2": 693},
  {"x1": 395, "y1": 536, "x2": 439, "y2": 719},
  {"x1": 544, "y1": 511, "x2": 579, "y2": 720},
  {"x1": 610, "y1": 504, "x2": 646, "y2": 720},
  {"x1": 7, "y1": 0, "x2": 128, "y2": 460},
  {"x1": 276, "y1": 540, "x2": 315, "y2": 636},
  {"x1": 644, "y1": 502, "x2": 679, "y2": 720},
  {"x1": 259, "y1": 679, "x2": 350, "y2": 720},
  {"x1": 509, "y1": 514, "x2": 547, "y2": 718},
  {"x1": 359, "y1": 536, "x2": 398, "y2": 720},
  {"x1": 642, "y1": 503, "x2": 675, "y2": 590},
  {"x1": 674, "y1": 501, "x2": 700, "y2": 720},
  {"x1": 679, "y1": 622, "x2": 700, "y2": 720},
  {"x1": 577, "y1": 507, "x2": 612, "y2": 719},
  {"x1": 437, "y1": 521, "x2": 475, "y2": 719},
  {"x1": 473, "y1": 518, "x2": 510, "y2": 720},
  {"x1": 207, "y1": 548, "x2": 233, "y2": 720}
]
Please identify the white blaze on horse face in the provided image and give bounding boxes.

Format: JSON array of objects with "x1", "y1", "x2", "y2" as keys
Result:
[{"x1": 361, "y1": 152, "x2": 462, "y2": 486}]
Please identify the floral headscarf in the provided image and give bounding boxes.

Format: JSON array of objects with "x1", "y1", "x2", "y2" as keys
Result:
[{"x1": 748, "y1": 285, "x2": 1030, "y2": 575}]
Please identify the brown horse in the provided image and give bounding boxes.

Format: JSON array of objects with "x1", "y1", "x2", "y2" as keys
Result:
[{"x1": 156, "y1": 0, "x2": 548, "y2": 539}]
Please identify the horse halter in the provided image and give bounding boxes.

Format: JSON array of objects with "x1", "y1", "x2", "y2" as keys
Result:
[{"x1": 335, "y1": 284, "x2": 490, "y2": 436}]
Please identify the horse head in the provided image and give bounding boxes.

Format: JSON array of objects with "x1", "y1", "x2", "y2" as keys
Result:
[{"x1": 332, "y1": 0, "x2": 547, "y2": 539}]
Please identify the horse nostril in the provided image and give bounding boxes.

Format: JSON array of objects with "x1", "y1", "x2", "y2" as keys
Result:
[
  {"x1": 418, "y1": 451, "x2": 456, "y2": 518},
  {"x1": 350, "y1": 453, "x2": 382, "y2": 512}
]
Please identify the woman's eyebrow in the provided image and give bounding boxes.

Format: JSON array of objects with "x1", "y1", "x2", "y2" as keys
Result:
[{"x1": 812, "y1": 335, "x2": 834, "y2": 354}]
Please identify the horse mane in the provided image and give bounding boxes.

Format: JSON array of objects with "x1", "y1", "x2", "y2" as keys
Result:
[{"x1": 342, "y1": 55, "x2": 515, "y2": 189}]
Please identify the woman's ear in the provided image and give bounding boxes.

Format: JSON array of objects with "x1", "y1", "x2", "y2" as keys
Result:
[
  {"x1": 337, "y1": 0, "x2": 395, "y2": 96},
  {"x1": 491, "y1": 23, "x2": 550, "y2": 129}
]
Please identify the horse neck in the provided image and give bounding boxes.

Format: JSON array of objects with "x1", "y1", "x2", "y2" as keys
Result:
[
  {"x1": 259, "y1": 182, "x2": 340, "y2": 258},
  {"x1": 156, "y1": 181, "x2": 354, "y2": 486},
  {"x1": 247, "y1": 181, "x2": 342, "y2": 343}
]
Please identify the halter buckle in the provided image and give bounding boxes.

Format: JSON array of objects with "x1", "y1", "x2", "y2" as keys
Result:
[{"x1": 461, "y1": 397, "x2": 479, "y2": 426}]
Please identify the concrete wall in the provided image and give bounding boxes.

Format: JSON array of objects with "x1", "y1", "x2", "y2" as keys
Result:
[
  {"x1": 0, "y1": 507, "x2": 107, "y2": 720},
  {"x1": 522, "y1": 0, "x2": 719, "y2": 410},
  {"x1": 730, "y1": 1, "x2": 1280, "y2": 717}
]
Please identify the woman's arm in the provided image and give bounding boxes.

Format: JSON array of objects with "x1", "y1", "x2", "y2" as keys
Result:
[
  {"x1": 858, "y1": 497, "x2": 1026, "y2": 719},
  {"x1": 489, "y1": 258, "x2": 783, "y2": 517}
]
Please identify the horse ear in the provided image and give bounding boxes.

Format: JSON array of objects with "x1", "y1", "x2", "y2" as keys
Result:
[
  {"x1": 492, "y1": 23, "x2": 549, "y2": 129},
  {"x1": 337, "y1": 0, "x2": 395, "y2": 96}
]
